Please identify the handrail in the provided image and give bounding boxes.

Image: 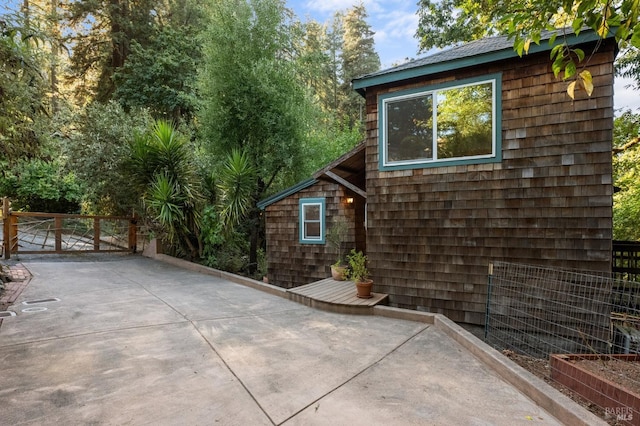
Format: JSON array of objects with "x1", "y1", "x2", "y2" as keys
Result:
[{"x1": 9, "y1": 211, "x2": 131, "y2": 220}]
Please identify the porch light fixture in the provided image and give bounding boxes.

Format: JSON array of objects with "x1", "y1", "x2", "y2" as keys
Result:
[{"x1": 345, "y1": 197, "x2": 354, "y2": 204}]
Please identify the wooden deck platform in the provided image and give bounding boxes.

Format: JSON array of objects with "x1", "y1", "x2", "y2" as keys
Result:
[{"x1": 287, "y1": 278, "x2": 388, "y2": 314}]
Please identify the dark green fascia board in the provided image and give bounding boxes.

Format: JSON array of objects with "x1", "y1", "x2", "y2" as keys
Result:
[
  {"x1": 257, "y1": 178, "x2": 318, "y2": 210},
  {"x1": 353, "y1": 30, "x2": 607, "y2": 96}
]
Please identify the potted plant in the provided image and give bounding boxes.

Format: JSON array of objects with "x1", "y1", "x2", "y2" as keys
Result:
[
  {"x1": 326, "y1": 217, "x2": 349, "y2": 280},
  {"x1": 345, "y1": 249, "x2": 373, "y2": 298}
]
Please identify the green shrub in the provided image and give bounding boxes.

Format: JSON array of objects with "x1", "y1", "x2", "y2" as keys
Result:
[{"x1": 0, "y1": 158, "x2": 83, "y2": 213}]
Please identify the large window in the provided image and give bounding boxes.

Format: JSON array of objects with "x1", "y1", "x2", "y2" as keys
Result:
[
  {"x1": 380, "y1": 75, "x2": 501, "y2": 170},
  {"x1": 299, "y1": 198, "x2": 325, "y2": 244}
]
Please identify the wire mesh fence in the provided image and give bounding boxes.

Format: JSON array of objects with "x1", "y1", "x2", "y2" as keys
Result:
[{"x1": 485, "y1": 261, "x2": 640, "y2": 425}]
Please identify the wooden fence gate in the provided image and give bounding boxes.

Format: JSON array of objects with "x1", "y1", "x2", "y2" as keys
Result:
[{"x1": 2, "y1": 197, "x2": 137, "y2": 259}]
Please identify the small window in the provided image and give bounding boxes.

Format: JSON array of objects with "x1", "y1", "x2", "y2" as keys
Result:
[
  {"x1": 299, "y1": 198, "x2": 325, "y2": 244},
  {"x1": 380, "y1": 74, "x2": 501, "y2": 170}
]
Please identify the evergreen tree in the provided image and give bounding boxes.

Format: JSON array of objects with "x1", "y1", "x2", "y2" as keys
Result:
[
  {"x1": 0, "y1": 7, "x2": 50, "y2": 162},
  {"x1": 65, "y1": 0, "x2": 157, "y2": 102},
  {"x1": 613, "y1": 111, "x2": 640, "y2": 241},
  {"x1": 112, "y1": 0, "x2": 205, "y2": 120},
  {"x1": 339, "y1": 3, "x2": 380, "y2": 128}
]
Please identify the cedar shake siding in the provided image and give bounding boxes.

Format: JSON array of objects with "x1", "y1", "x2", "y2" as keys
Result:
[
  {"x1": 264, "y1": 180, "x2": 365, "y2": 289},
  {"x1": 360, "y1": 40, "x2": 615, "y2": 324},
  {"x1": 261, "y1": 144, "x2": 367, "y2": 289}
]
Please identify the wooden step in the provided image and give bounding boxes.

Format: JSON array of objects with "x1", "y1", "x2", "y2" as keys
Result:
[{"x1": 287, "y1": 278, "x2": 388, "y2": 315}]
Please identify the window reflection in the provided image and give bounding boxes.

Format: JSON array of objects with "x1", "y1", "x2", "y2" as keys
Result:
[
  {"x1": 383, "y1": 79, "x2": 495, "y2": 166},
  {"x1": 436, "y1": 83, "x2": 493, "y2": 159},
  {"x1": 386, "y1": 94, "x2": 433, "y2": 162}
]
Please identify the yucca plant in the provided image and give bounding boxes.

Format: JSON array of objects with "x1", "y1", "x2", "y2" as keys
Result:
[
  {"x1": 128, "y1": 120, "x2": 203, "y2": 258},
  {"x1": 147, "y1": 173, "x2": 186, "y2": 245},
  {"x1": 217, "y1": 149, "x2": 256, "y2": 233}
]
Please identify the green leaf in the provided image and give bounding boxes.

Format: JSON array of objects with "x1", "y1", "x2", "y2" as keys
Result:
[
  {"x1": 572, "y1": 18, "x2": 584, "y2": 34},
  {"x1": 631, "y1": 29, "x2": 640, "y2": 48},
  {"x1": 552, "y1": 54, "x2": 565, "y2": 78},
  {"x1": 574, "y1": 48, "x2": 585, "y2": 62},
  {"x1": 617, "y1": 26, "x2": 630, "y2": 44},
  {"x1": 532, "y1": 31, "x2": 541, "y2": 45},
  {"x1": 515, "y1": 38, "x2": 525, "y2": 57},
  {"x1": 564, "y1": 60, "x2": 577, "y2": 80}
]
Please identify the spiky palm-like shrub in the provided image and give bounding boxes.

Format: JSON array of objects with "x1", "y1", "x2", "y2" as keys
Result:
[
  {"x1": 217, "y1": 149, "x2": 256, "y2": 233},
  {"x1": 128, "y1": 120, "x2": 203, "y2": 258}
]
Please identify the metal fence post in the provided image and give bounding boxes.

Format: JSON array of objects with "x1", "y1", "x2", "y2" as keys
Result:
[{"x1": 484, "y1": 262, "x2": 494, "y2": 340}]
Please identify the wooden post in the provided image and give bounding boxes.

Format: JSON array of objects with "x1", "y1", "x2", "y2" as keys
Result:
[
  {"x1": 9, "y1": 215, "x2": 18, "y2": 254},
  {"x1": 128, "y1": 217, "x2": 137, "y2": 253},
  {"x1": 3, "y1": 197, "x2": 10, "y2": 259},
  {"x1": 93, "y1": 218, "x2": 100, "y2": 251},
  {"x1": 54, "y1": 216, "x2": 63, "y2": 252}
]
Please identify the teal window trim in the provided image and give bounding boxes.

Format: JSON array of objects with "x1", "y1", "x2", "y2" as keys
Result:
[
  {"x1": 378, "y1": 73, "x2": 502, "y2": 171},
  {"x1": 299, "y1": 198, "x2": 325, "y2": 244}
]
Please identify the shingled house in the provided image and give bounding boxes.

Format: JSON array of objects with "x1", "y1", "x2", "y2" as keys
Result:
[{"x1": 259, "y1": 30, "x2": 616, "y2": 325}]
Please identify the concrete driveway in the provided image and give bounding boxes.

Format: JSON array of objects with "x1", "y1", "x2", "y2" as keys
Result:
[{"x1": 0, "y1": 255, "x2": 602, "y2": 425}]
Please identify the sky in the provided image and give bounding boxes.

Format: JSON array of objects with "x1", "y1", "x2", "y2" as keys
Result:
[{"x1": 287, "y1": 0, "x2": 640, "y2": 113}]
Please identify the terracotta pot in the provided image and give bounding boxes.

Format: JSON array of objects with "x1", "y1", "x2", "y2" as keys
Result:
[
  {"x1": 355, "y1": 279, "x2": 373, "y2": 299},
  {"x1": 331, "y1": 265, "x2": 347, "y2": 281}
]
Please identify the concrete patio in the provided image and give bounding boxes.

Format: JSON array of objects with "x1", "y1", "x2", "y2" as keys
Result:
[{"x1": 0, "y1": 254, "x2": 604, "y2": 425}]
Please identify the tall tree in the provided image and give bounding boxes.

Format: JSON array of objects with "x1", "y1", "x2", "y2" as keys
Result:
[
  {"x1": 294, "y1": 19, "x2": 333, "y2": 110},
  {"x1": 199, "y1": 0, "x2": 312, "y2": 272},
  {"x1": 616, "y1": 48, "x2": 640, "y2": 90},
  {"x1": 112, "y1": 0, "x2": 205, "y2": 120},
  {"x1": 289, "y1": 16, "x2": 363, "y2": 176},
  {"x1": 65, "y1": 0, "x2": 156, "y2": 102},
  {"x1": 113, "y1": 26, "x2": 201, "y2": 120},
  {"x1": 415, "y1": 0, "x2": 498, "y2": 50},
  {"x1": 339, "y1": 3, "x2": 380, "y2": 127},
  {"x1": 0, "y1": 9, "x2": 50, "y2": 162},
  {"x1": 613, "y1": 110, "x2": 640, "y2": 241}
]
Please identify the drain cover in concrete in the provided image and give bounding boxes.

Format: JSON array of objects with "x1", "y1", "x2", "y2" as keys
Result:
[
  {"x1": 22, "y1": 298, "x2": 60, "y2": 305},
  {"x1": 21, "y1": 307, "x2": 48, "y2": 313},
  {"x1": 0, "y1": 311, "x2": 17, "y2": 318}
]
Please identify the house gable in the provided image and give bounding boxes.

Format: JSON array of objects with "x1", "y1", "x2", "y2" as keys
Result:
[
  {"x1": 259, "y1": 143, "x2": 367, "y2": 288},
  {"x1": 356, "y1": 33, "x2": 616, "y2": 325}
]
